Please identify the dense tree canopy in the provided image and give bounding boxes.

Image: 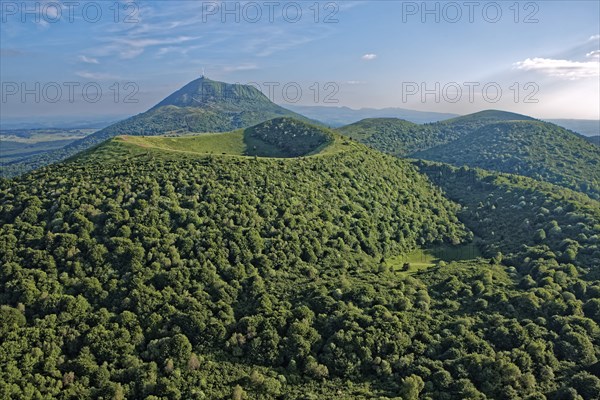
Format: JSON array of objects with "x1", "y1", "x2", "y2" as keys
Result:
[
  {"x1": 414, "y1": 121, "x2": 600, "y2": 198},
  {"x1": 0, "y1": 130, "x2": 598, "y2": 399}
]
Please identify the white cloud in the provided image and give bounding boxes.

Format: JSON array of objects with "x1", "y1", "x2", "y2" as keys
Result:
[
  {"x1": 117, "y1": 36, "x2": 198, "y2": 49},
  {"x1": 156, "y1": 47, "x2": 176, "y2": 56},
  {"x1": 514, "y1": 57, "x2": 600, "y2": 80},
  {"x1": 243, "y1": 30, "x2": 315, "y2": 57},
  {"x1": 155, "y1": 44, "x2": 208, "y2": 57},
  {"x1": 105, "y1": 36, "x2": 201, "y2": 59},
  {"x1": 223, "y1": 63, "x2": 258, "y2": 72},
  {"x1": 586, "y1": 50, "x2": 600, "y2": 59},
  {"x1": 76, "y1": 71, "x2": 120, "y2": 80},
  {"x1": 120, "y1": 48, "x2": 145, "y2": 59},
  {"x1": 361, "y1": 53, "x2": 377, "y2": 61},
  {"x1": 589, "y1": 34, "x2": 600, "y2": 41},
  {"x1": 78, "y1": 55, "x2": 99, "y2": 64},
  {"x1": 346, "y1": 80, "x2": 365, "y2": 85}
]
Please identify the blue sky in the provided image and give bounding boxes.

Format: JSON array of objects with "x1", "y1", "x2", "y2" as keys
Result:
[{"x1": 1, "y1": 0, "x2": 599, "y2": 120}]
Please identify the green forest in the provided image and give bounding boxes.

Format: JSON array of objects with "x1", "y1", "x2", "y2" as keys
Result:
[
  {"x1": 1, "y1": 121, "x2": 599, "y2": 399},
  {"x1": 2, "y1": 0, "x2": 600, "y2": 393},
  {"x1": 413, "y1": 121, "x2": 600, "y2": 198},
  {"x1": 336, "y1": 112, "x2": 600, "y2": 200}
]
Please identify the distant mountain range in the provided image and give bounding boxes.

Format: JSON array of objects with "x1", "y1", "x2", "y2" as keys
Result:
[
  {"x1": 284, "y1": 105, "x2": 458, "y2": 126},
  {"x1": 0, "y1": 115, "x2": 129, "y2": 130},
  {"x1": 284, "y1": 105, "x2": 600, "y2": 138},
  {"x1": 545, "y1": 119, "x2": 600, "y2": 137}
]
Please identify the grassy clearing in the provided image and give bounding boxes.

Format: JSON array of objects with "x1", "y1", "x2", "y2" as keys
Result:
[
  {"x1": 119, "y1": 131, "x2": 248, "y2": 155},
  {"x1": 387, "y1": 242, "x2": 482, "y2": 274},
  {"x1": 68, "y1": 113, "x2": 375, "y2": 167},
  {"x1": 116, "y1": 128, "x2": 339, "y2": 158},
  {"x1": 77, "y1": 125, "x2": 359, "y2": 165}
]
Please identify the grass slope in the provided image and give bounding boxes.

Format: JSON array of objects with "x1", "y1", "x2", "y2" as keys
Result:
[{"x1": 386, "y1": 243, "x2": 483, "y2": 274}]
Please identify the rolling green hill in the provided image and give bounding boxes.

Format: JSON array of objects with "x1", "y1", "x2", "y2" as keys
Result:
[
  {"x1": 337, "y1": 110, "x2": 535, "y2": 156},
  {"x1": 415, "y1": 160, "x2": 600, "y2": 264},
  {"x1": 336, "y1": 118, "x2": 424, "y2": 156},
  {"x1": 414, "y1": 120, "x2": 600, "y2": 198},
  {"x1": 337, "y1": 111, "x2": 600, "y2": 198},
  {"x1": 440, "y1": 109, "x2": 536, "y2": 124},
  {"x1": 0, "y1": 78, "x2": 313, "y2": 177}
]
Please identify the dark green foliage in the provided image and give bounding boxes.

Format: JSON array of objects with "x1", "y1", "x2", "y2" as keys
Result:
[
  {"x1": 337, "y1": 118, "x2": 426, "y2": 156},
  {"x1": 414, "y1": 121, "x2": 600, "y2": 198},
  {"x1": 0, "y1": 131, "x2": 598, "y2": 399},
  {"x1": 337, "y1": 111, "x2": 599, "y2": 199},
  {"x1": 245, "y1": 118, "x2": 333, "y2": 157},
  {"x1": 0, "y1": 141, "x2": 470, "y2": 398},
  {"x1": 584, "y1": 135, "x2": 600, "y2": 146},
  {"x1": 336, "y1": 110, "x2": 534, "y2": 157},
  {"x1": 414, "y1": 160, "x2": 600, "y2": 267}
]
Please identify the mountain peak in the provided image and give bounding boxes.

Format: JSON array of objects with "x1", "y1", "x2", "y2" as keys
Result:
[{"x1": 153, "y1": 77, "x2": 270, "y2": 109}]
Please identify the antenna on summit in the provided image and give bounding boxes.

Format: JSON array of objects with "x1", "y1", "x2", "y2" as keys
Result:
[{"x1": 201, "y1": 67, "x2": 206, "y2": 78}]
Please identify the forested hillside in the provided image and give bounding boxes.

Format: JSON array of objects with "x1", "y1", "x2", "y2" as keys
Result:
[
  {"x1": 2, "y1": 0, "x2": 598, "y2": 396},
  {"x1": 244, "y1": 117, "x2": 333, "y2": 157},
  {"x1": 337, "y1": 110, "x2": 535, "y2": 157},
  {"x1": 1, "y1": 122, "x2": 599, "y2": 398},
  {"x1": 414, "y1": 121, "x2": 600, "y2": 198},
  {"x1": 585, "y1": 135, "x2": 600, "y2": 146},
  {"x1": 1, "y1": 135, "x2": 474, "y2": 399},
  {"x1": 336, "y1": 118, "x2": 427, "y2": 156},
  {"x1": 337, "y1": 112, "x2": 600, "y2": 199},
  {"x1": 415, "y1": 160, "x2": 600, "y2": 265}
]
